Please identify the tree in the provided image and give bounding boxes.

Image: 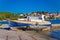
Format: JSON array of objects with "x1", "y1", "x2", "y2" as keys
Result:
[{"x1": 0, "y1": 12, "x2": 18, "y2": 20}]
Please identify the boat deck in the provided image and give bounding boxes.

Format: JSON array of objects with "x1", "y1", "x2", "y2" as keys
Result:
[{"x1": 10, "y1": 20, "x2": 51, "y2": 25}]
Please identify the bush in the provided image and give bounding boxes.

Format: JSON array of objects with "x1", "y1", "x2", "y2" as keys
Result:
[{"x1": 0, "y1": 24, "x2": 2, "y2": 26}]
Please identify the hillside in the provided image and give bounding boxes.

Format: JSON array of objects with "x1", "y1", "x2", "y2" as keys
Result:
[{"x1": 0, "y1": 12, "x2": 18, "y2": 20}]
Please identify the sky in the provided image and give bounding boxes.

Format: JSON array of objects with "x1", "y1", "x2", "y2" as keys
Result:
[{"x1": 0, "y1": 0, "x2": 60, "y2": 14}]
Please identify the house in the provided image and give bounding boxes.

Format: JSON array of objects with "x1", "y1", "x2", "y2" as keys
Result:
[
  {"x1": 54, "y1": 13, "x2": 60, "y2": 19},
  {"x1": 45, "y1": 13, "x2": 50, "y2": 19},
  {"x1": 19, "y1": 14, "x2": 24, "y2": 16}
]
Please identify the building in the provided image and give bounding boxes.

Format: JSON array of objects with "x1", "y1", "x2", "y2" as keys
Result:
[
  {"x1": 45, "y1": 13, "x2": 50, "y2": 19},
  {"x1": 19, "y1": 14, "x2": 24, "y2": 16}
]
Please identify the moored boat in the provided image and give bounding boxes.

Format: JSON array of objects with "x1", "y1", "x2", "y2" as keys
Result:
[{"x1": 10, "y1": 14, "x2": 51, "y2": 30}]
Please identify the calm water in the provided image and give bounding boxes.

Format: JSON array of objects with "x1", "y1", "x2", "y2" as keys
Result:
[
  {"x1": 47, "y1": 20, "x2": 60, "y2": 24},
  {"x1": 0, "y1": 21, "x2": 9, "y2": 24},
  {"x1": 50, "y1": 30, "x2": 60, "y2": 39}
]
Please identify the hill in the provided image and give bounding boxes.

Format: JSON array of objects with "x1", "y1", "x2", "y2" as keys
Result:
[{"x1": 0, "y1": 12, "x2": 18, "y2": 20}]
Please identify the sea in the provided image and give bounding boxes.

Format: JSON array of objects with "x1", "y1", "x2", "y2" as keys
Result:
[{"x1": 47, "y1": 20, "x2": 60, "y2": 24}]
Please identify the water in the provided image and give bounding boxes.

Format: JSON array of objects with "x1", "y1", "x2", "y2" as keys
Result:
[
  {"x1": 47, "y1": 20, "x2": 60, "y2": 24},
  {"x1": 47, "y1": 20, "x2": 60, "y2": 39},
  {"x1": 0, "y1": 21, "x2": 9, "y2": 24},
  {"x1": 50, "y1": 30, "x2": 60, "y2": 39}
]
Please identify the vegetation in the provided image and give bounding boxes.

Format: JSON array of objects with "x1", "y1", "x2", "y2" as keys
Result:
[
  {"x1": 46, "y1": 15, "x2": 55, "y2": 20},
  {"x1": 0, "y1": 12, "x2": 18, "y2": 20},
  {"x1": 0, "y1": 24, "x2": 2, "y2": 26},
  {"x1": 19, "y1": 16, "x2": 25, "y2": 18}
]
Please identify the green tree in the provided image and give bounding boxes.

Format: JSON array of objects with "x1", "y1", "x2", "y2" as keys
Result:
[{"x1": 0, "y1": 12, "x2": 18, "y2": 20}]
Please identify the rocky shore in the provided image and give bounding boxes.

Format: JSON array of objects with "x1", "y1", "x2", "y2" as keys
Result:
[{"x1": 0, "y1": 29, "x2": 57, "y2": 40}]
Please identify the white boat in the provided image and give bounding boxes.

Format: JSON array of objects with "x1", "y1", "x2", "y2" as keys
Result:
[
  {"x1": 18, "y1": 14, "x2": 51, "y2": 24},
  {"x1": 10, "y1": 15, "x2": 51, "y2": 30}
]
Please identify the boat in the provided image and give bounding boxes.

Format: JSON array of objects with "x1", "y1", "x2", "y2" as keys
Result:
[{"x1": 10, "y1": 14, "x2": 51, "y2": 30}]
